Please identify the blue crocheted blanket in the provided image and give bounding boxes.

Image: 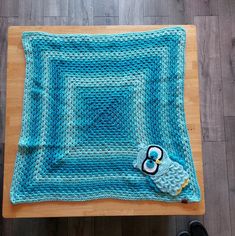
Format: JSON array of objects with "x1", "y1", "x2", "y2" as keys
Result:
[{"x1": 11, "y1": 27, "x2": 201, "y2": 204}]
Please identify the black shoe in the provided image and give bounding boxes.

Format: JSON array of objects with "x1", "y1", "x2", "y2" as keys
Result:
[
  {"x1": 189, "y1": 220, "x2": 208, "y2": 236},
  {"x1": 177, "y1": 231, "x2": 190, "y2": 236}
]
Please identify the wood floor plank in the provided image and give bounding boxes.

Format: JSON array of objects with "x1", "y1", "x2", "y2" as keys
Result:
[
  {"x1": 0, "y1": 18, "x2": 10, "y2": 236},
  {"x1": 18, "y1": 0, "x2": 44, "y2": 25},
  {"x1": 0, "y1": 142, "x2": 3, "y2": 167},
  {"x1": 194, "y1": 16, "x2": 225, "y2": 141},
  {"x1": 191, "y1": 0, "x2": 218, "y2": 16},
  {"x1": 0, "y1": 144, "x2": 3, "y2": 235},
  {"x1": 143, "y1": 16, "x2": 169, "y2": 24},
  {"x1": 219, "y1": 0, "x2": 235, "y2": 116},
  {"x1": 122, "y1": 216, "x2": 176, "y2": 236},
  {"x1": 68, "y1": 0, "x2": 93, "y2": 25},
  {"x1": 19, "y1": 0, "x2": 44, "y2": 19},
  {"x1": 0, "y1": 156, "x2": 3, "y2": 236},
  {"x1": 68, "y1": 217, "x2": 94, "y2": 236},
  {"x1": 18, "y1": 0, "x2": 31, "y2": 18},
  {"x1": 0, "y1": 145, "x2": 3, "y2": 236},
  {"x1": 9, "y1": 218, "x2": 68, "y2": 236},
  {"x1": 2, "y1": 219, "x2": 13, "y2": 236},
  {"x1": 119, "y1": 0, "x2": 144, "y2": 25},
  {"x1": 0, "y1": 0, "x2": 19, "y2": 17},
  {"x1": 43, "y1": 17, "x2": 68, "y2": 25},
  {"x1": 93, "y1": 0, "x2": 119, "y2": 17},
  {"x1": 2, "y1": 218, "x2": 68, "y2": 236},
  {"x1": 0, "y1": 18, "x2": 7, "y2": 144},
  {"x1": 202, "y1": 141, "x2": 231, "y2": 236},
  {"x1": 44, "y1": 0, "x2": 68, "y2": 17},
  {"x1": 225, "y1": 116, "x2": 235, "y2": 144},
  {"x1": 144, "y1": 0, "x2": 169, "y2": 17},
  {"x1": 93, "y1": 16, "x2": 119, "y2": 25},
  {"x1": 168, "y1": 0, "x2": 193, "y2": 24},
  {"x1": 8, "y1": 15, "x2": 45, "y2": 27},
  {"x1": 218, "y1": 0, "x2": 231, "y2": 16},
  {"x1": 231, "y1": 0, "x2": 235, "y2": 27},
  {"x1": 225, "y1": 116, "x2": 235, "y2": 236},
  {"x1": 94, "y1": 217, "x2": 121, "y2": 236}
]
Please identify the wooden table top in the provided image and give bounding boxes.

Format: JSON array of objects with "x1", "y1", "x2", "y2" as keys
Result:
[{"x1": 3, "y1": 25, "x2": 205, "y2": 218}]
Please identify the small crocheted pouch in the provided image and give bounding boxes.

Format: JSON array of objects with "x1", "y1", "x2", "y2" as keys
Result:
[{"x1": 10, "y1": 27, "x2": 201, "y2": 204}]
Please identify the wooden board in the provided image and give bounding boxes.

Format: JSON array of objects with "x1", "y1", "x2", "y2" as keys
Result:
[{"x1": 3, "y1": 25, "x2": 205, "y2": 218}]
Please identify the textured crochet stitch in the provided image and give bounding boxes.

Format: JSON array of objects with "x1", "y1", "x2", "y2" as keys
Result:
[{"x1": 10, "y1": 27, "x2": 201, "y2": 204}]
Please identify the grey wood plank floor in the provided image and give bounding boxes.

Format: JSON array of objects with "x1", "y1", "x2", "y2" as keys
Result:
[{"x1": 0, "y1": 0, "x2": 235, "y2": 235}]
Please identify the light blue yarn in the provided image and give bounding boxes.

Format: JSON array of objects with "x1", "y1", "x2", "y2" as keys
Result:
[
  {"x1": 134, "y1": 145, "x2": 190, "y2": 196},
  {"x1": 10, "y1": 27, "x2": 201, "y2": 204}
]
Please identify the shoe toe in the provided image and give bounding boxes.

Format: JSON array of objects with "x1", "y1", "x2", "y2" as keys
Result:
[
  {"x1": 189, "y1": 220, "x2": 208, "y2": 236},
  {"x1": 177, "y1": 231, "x2": 190, "y2": 236}
]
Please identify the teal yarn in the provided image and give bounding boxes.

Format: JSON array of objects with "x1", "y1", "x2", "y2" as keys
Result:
[{"x1": 10, "y1": 27, "x2": 201, "y2": 204}]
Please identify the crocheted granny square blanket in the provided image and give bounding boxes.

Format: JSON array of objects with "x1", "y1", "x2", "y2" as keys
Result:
[{"x1": 11, "y1": 27, "x2": 201, "y2": 204}]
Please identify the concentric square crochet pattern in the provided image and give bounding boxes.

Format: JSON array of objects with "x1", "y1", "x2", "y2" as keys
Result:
[{"x1": 10, "y1": 27, "x2": 201, "y2": 204}]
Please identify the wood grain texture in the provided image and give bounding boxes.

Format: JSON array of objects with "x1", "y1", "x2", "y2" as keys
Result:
[
  {"x1": 119, "y1": 0, "x2": 144, "y2": 25},
  {"x1": 202, "y1": 141, "x2": 231, "y2": 236},
  {"x1": 194, "y1": 16, "x2": 225, "y2": 141},
  {"x1": 3, "y1": 218, "x2": 68, "y2": 236},
  {"x1": 93, "y1": 0, "x2": 119, "y2": 17},
  {"x1": 2, "y1": 25, "x2": 204, "y2": 218},
  {"x1": 219, "y1": 2, "x2": 235, "y2": 116},
  {"x1": 225, "y1": 117, "x2": 235, "y2": 236},
  {"x1": 0, "y1": 18, "x2": 7, "y2": 144},
  {"x1": 143, "y1": 16, "x2": 169, "y2": 25},
  {"x1": 218, "y1": 0, "x2": 231, "y2": 16},
  {"x1": 18, "y1": 0, "x2": 44, "y2": 19},
  {"x1": 94, "y1": 217, "x2": 121, "y2": 236},
  {"x1": 144, "y1": 0, "x2": 168, "y2": 17},
  {"x1": 0, "y1": 0, "x2": 19, "y2": 17},
  {"x1": 44, "y1": 0, "x2": 68, "y2": 17},
  {"x1": 43, "y1": 17, "x2": 68, "y2": 26},
  {"x1": 68, "y1": 0, "x2": 93, "y2": 25},
  {"x1": 191, "y1": 0, "x2": 218, "y2": 16},
  {"x1": 93, "y1": 17, "x2": 119, "y2": 25},
  {"x1": 68, "y1": 217, "x2": 94, "y2": 236},
  {"x1": 122, "y1": 216, "x2": 176, "y2": 236},
  {"x1": 168, "y1": 0, "x2": 193, "y2": 24}
]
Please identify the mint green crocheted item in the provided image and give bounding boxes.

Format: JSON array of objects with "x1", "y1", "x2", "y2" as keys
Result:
[
  {"x1": 134, "y1": 145, "x2": 190, "y2": 196},
  {"x1": 10, "y1": 27, "x2": 201, "y2": 204}
]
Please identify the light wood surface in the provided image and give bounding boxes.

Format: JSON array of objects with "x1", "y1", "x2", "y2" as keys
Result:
[{"x1": 3, "y1": 25, "x2": 204, "y2": 218}]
